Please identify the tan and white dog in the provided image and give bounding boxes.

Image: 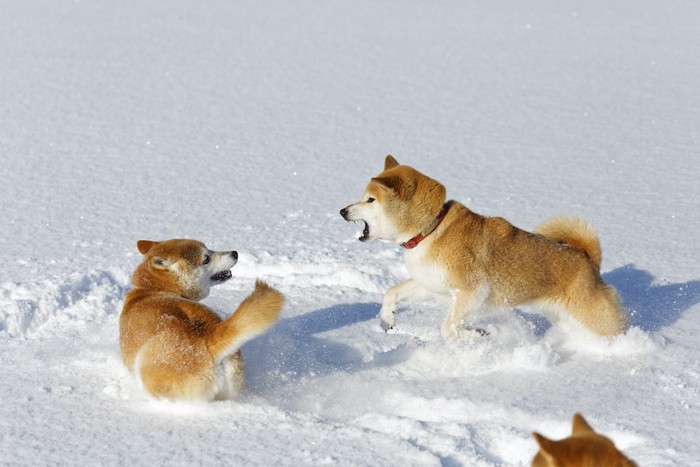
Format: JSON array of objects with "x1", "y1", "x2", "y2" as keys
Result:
[
  {"x1": 119, "y1": 239, "x2": 284, "y2": 401},
  {"x1": 341, "y1": 155, "x2": 628, "y2": 339},
  {"x1": 531, "y1": 413, "x2": 637, "y2": 466}
]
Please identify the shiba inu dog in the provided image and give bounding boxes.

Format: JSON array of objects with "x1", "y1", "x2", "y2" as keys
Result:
[
  {"x1": 119, "y1": 239, "x2": 284, "y2": 401},
  {"x1": 341, "y1": 155, "x2": 628, "y2": 339},
  {"x1": 532, "y1": 413, "x2": 637, "y2": 466}
]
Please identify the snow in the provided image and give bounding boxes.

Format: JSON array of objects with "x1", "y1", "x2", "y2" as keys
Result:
[{"x1": 2, "y1": 0, "x2": 699, "y2": 465}]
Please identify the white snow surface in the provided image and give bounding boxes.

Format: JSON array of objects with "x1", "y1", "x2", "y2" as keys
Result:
[{"x1": 2, "y1": 0, "x2": 699, "y2": 465}]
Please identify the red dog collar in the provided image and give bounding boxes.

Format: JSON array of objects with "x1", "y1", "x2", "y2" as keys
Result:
[{"x1": 401, "y1": 204, "x2": 449, "y2": 249}]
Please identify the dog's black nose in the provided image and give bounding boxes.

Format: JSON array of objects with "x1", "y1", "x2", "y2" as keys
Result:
[
  {"x1": 231, "y1": 251, "x2": 238, "y2": 260},
  {"x1": 340, "y1": 208, "x2": 348, "y2": 219}
]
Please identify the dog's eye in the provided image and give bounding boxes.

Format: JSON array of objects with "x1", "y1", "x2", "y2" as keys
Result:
[
  {"x1": 367, "y1": 197, "x2": 375, "y2": 203},
  {"x1": 203, "y1": 255, "x2": 211, "y2": 265}
]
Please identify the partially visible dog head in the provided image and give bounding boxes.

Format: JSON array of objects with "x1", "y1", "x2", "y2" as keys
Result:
[
  {"x1": 532, "y1": 413, "x2": 636, "y2": 467},
  {"x1": 132, "y1": 239, "x2": 238, "y2": 300},
  {"x1": 340, "y1": 155, "x2": 446, "y2": 244}
]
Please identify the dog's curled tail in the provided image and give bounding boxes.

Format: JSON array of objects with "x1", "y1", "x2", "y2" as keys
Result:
[
  {"x1": 535, "y1": 217, "x2": 602, "y2": 270},
  {"x1": 208, "y1": 280, "x2": 284, "y2": 362}
]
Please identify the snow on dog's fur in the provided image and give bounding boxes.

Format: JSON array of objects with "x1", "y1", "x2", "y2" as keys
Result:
[
  {"x1": 119, "y1": 239, "x2": 283, "y2": 401},
  {"x1": 341, "y1": 155, "x2": 628, "y2": 339}
]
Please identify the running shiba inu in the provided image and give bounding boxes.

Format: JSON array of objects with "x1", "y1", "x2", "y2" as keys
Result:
[
  {"x1": 341, "y1": 155, "x2": 628, "y2": 339},
  {"x1": 531, "y1": 413, "x2": 637, "y2": 466},
  {"x1": 119, "y1": 239, "x2": 284, "y2": 401}
]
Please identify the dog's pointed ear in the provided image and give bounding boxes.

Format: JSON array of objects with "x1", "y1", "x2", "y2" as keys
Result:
[
  {"x1": 571, "y1": 413, "x2": 595, "y2": 435},
  {"x1": 384, "y1": 154, "x2": 399, "y2": 170},
  {"x1": 532, "y1": 432, "x2": 558, "y2": 463},
  {"x1": 372, "y1": 175, "x2": 401, "y2": 195},
  {"x1": 137, "y1": 240, "x2": 158, "y2": 255}
]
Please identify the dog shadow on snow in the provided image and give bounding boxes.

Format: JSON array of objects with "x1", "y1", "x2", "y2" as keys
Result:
[
  {"x1": 244, "y1": 302, "x2": 385, "y2": 390},
  {"x1": 603, "y1": 264, "x2": 700, "y2": 332}
]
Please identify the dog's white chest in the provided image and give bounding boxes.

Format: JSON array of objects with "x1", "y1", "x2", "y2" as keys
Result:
[{"x1": 404, "y1": 248, "x2": 449, "y2": 294}]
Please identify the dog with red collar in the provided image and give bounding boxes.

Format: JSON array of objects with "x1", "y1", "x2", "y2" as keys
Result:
[{"x1": 341, "y1": 155, "x2": 628, "y2": 340}]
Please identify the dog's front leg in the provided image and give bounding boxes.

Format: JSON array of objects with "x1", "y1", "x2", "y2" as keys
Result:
[
  {"x1": 441, "y1": 286, "x2": 489, "y2": 340},
  {"x1": 380, "y1": 279, "x2": 434, "y2": 331}
]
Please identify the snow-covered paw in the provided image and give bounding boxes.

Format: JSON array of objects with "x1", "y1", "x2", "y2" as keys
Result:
[
  {"x1": 441, "y1": 321, "x2": 461, "y2": 341},
  {"x1": 441, "y1": 321, "x2": 489, "y2": 340},
  {"x1": 379, "y1": 306, "x2": 396, "y2": 331},
  {"x1": 465, "y1": 326, "x2": 489, "y2": 337}
]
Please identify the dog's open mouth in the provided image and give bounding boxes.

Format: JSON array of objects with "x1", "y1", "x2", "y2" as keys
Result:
[
  {"x1": 359, "y1": 221, "x2": 370, "y2": 242},
  {"x1": 210, "y1": 270, "x2": 232, "y2": 282}
]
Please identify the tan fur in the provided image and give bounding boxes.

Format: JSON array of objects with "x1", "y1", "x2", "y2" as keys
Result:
[
  {"x1": 341, "y1": 156, "x2": 629, "y2": 338},
  {"x1": 535, "y1": 217, "x2": 602, "y2": 270},
  {"x1": 119, "y1": 239, "x2": 283, "y2": 401},
  {"x1": 532, "y1": 413, "x2": 637, "y2": 466}
]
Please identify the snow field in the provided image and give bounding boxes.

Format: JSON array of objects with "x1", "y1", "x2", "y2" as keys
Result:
[
  {"x1": 1, "y1": 249, "x2": 684, "y2": 465},
  {"x1": 2, "y1": 0, "x2": 700, "y2": 464}
]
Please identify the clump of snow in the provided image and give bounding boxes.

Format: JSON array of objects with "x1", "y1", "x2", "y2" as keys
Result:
[{"x1": 0, "y1": 269, "x2": 129, "y2": 338}]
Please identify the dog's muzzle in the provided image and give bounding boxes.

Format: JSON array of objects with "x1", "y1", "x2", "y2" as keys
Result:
[{"x1": 340, "y1": 208, "x2": 370, "y2": 241}]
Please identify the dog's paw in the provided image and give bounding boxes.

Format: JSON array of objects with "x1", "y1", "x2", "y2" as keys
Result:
[
  {"x1": 441, "y1": 322, "x2": 489, "y2": 340},
  {"x1": 441, "y1": 323, "x2": 460, "y2": 341},
  {"x1": 379, "y1": 306, "x2": 396, "y2": 332},
  {"x1": 465, "y1": 326, "x2": 489, "y2": 337}
]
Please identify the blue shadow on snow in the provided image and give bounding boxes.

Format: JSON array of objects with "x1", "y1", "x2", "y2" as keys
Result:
[
  {"x1": 603, "y1": 264, "x2": 700, "y2": 332},
  {"x1": 244, "y1": 302, "x2": 381, "y2": 388}
]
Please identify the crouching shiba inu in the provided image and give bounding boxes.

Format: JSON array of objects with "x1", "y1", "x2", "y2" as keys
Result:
[
  {"x1": 532, "y1": 413, "x2": 637, "y2": 466},
  {"x1": 119, "y1": 239, "x2": 284, "y2": 401},
  {"x1": 341, "y1": 155, "x2": 628, "y2": 339}
]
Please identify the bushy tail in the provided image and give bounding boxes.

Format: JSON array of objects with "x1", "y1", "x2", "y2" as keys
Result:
[
  {"x1": 535, "y1": 217, "x2": 602, "y2": 270},
  {"x1": 208, "y1": 280, "x2": 284, "y2": 362}
]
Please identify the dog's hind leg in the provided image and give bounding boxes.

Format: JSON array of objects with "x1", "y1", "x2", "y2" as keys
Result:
[
  {"x1": 135, "y1": 332, "x2": 217, "y2": 401},
  {"x1": 566, "y1": 283, "x2": 629, "y2": 336},
  {"x1": 380, "y1": 279, "x2": 437, "y2": 331},
  {"x1": 214, "y1": 350, "x2": 245, "y2": 401},
  {"x1": 441, "y1": 285, "x2": 490, "y2": 340}
]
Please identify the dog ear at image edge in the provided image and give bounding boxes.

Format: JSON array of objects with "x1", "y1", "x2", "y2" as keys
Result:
[{"x1": 137, "y1": 240, "x2": 158, "y2": 255}]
